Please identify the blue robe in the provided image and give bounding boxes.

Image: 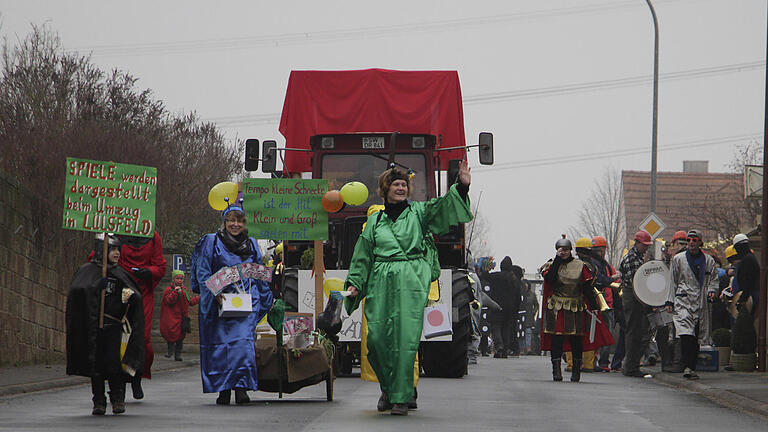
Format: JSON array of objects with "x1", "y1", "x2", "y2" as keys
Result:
[{"x1": 191, "y1": 233, "x2": 273, "y2": 393}]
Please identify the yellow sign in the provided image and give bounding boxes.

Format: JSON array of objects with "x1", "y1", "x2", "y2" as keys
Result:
[{"x1": 639, "y1": 212, "x2": 666, "y2": 239}]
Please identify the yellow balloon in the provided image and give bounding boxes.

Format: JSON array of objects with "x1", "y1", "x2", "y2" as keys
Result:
[
  {"x1": 340, "y1": 181, "x2": 369, "y2": 206},
  {"x1": 323, "y1": 277, "x2": 345, "y2": 299},
  {"x1": 208, "y1": 181, "x2": 239, "y2": 210}
]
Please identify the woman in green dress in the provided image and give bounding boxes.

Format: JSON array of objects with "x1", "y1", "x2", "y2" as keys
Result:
[{"x1": 345, "y1": 161, "x2": 472, "y2": 416}]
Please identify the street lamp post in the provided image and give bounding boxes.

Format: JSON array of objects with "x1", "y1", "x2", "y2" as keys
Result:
[
  {"x1": 645, "y1": 0, "x2": 660, "y2": 260},
  {"x1": 645, "y1": 0, "x2": 659, "y2": 215}
]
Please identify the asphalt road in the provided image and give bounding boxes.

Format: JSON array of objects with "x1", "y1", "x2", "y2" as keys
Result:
[{"x1": 1, "y1": 356, "x2": 766, "y2": 431}]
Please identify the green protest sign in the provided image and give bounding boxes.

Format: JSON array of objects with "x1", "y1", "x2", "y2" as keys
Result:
[
  {"x1": 63, "y1": 157, "x2": 157, "y2": 237},
  {"x1": 243, "y1": 178, "x2": 328, "y2": 240}
]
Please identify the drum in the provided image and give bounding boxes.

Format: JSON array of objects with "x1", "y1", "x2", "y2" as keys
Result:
[{"x1": 632, "y1": 260, "x2": 671, "y2": 307}]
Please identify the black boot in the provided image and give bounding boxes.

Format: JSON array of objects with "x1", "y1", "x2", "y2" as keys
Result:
[
  {"x1": 175, "y1": 341, "x2": 183, "y2": 361},
  {"x1": 91, "y1": 378, "x2": 106, "y2": 415},
  {"x1": 108, "y1": 379, "x2": 126, "y2": 414},
  {"x1": 377, "y1": 392, "x2": 393, "y2": 411},
  {"x1": 234, "y1": 388, "x2": 250, "y2": 405},
  {"x1": 216, "y1": 390, "x2": 231, "y2": 405},
  {"x1": 131, "y1": 378, "x2": 144, "y2": 400},
  {"x1": 571, "y1": 359, "x2": 582, "y2": 382},
  {"x1": 391, "y1": 403, "x2": 408, "y2": 416},
  {"x1": 552, "y1": 359, "x2": 563, "y2": 381},
  {"x1": 165, "y1": 342, "x2": 173, "y2": 358}
]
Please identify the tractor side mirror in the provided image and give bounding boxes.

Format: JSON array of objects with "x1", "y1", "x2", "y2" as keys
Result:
[
  {"x1": 262, "y1": 140, "x2": 277, "y2": 173},
  {"x1": 478, "y1": 132, "x2": 493, "y2": 165},
  {"x1": 447, "y1": 159, "x2": 461, "y2": 186},
  {"x1": 245, "y1": 139, "x2": 259, "y2": 171}
]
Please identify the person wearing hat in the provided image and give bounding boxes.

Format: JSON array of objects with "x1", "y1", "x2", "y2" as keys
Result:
[
  {"x1": 666, "y1": 229, "x2": 719, "y2": 380},
  {"x1": 190, "y1": 203, "x2": 274, "y2": 405},
  {"x1": 160, "y1": 270, "x2": 200, "y2": 361},
  {"x1": 540, "y1": 238, "x2": 611, "y2": 382},
  {"x1": 732, "y1": 233, "x2": 760, "y2": 316},
  {"x1": 591, "y1": 235, "x2": 620, "y2": 372},
  {"x1": 618, "y1": 230, "x2": 652, "y2": 377},
  {"x1": 345, "y1": 162, "x2": 473, "y2": 415},
  {"x1": 67, "y1": 234, "x2": 145, "y2": 415}
]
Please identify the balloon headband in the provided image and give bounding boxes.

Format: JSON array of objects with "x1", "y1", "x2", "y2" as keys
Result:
[{"x1": 222, "y1": 197, "x2": 245, "y2": 221}]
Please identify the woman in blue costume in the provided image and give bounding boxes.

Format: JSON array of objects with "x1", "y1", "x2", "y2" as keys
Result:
[{"x1": 191, "y1": 204, "x2": 274, "y2": 405}]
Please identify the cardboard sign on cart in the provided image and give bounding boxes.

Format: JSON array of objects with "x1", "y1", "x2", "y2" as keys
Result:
[{"x1": 219, "y1": 293, "x2": 252, "y2": 317}]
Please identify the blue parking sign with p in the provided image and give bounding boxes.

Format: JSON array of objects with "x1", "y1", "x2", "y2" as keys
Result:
[{"x1": 173, "y1": 254, "x2": 189, "y2": 273}]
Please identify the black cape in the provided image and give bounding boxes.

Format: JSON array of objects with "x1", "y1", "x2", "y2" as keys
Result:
[{"x1": 66, "y1": 262, "x2": 145, "y2": 378}]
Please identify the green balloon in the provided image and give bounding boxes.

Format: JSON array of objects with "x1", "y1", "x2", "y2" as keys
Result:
[{"x1": 340, "y1": 181, "x2": 369, "y2": 206}]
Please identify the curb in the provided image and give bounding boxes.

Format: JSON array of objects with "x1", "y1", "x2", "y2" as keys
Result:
[
  {"x1": 0, "y1": 360, "x2": 200, "y2": 399},
  {"x1": 653, "y1": 372, "x2": 768, "y2": 420}
]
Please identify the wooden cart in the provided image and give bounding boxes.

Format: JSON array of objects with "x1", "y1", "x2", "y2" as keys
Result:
[{"x1": 255, "y1": 333, "x2": 334, "y2": 401}]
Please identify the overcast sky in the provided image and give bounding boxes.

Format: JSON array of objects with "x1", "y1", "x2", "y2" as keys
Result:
[{"x1": 2, "y1": 0, "x2": 766, "y2": 273}]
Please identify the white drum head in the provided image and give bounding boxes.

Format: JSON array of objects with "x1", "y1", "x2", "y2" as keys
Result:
[{"x1": 632, "y1": 260, "x2": 670, "y2": 306}]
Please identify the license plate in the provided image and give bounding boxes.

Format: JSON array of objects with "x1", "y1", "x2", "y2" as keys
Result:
[{"x1": 362, "y1": 137, "x2": 385, "y2": 149}]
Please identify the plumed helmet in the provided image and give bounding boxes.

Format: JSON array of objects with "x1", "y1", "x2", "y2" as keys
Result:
[
  {"x1": 555, "y1": 238, "x2": 572, "y2": 250},
  {"x1": 575, "y1": 237, "x2": 593, "y2": 248},
  {"x1": 94, "y1": 232, "x2": 121, "y2": 249},
  {"x1": 93, "y1": 233, "x2": 121, "y2": 261},
  {"x1": 725, "y1": 245, "x2": 737, "y2": 260},
  {"x1": 592, "y1": 236, "x2": 607, "y2": 248}
]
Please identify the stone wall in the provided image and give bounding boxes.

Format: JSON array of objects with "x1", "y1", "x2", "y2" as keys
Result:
[{"x1": 0, "y1": 170, "x2": 66, "y2": 366}]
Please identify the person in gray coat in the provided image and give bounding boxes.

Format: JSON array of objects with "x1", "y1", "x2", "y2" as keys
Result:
[{"x1": 665, "y1": 229, "x2": 719, "y2": 380}]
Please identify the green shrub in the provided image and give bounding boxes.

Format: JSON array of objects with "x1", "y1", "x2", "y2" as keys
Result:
[
  {"x1": 300, "y1": 248, "x2": 314, "y2": 270},
  {"x1": 711, "y1": 328, "x2": 730, "y2": 347}
]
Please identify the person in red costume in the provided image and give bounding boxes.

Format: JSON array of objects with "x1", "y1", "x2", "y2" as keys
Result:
[
  {"x1": 118, "y1": 232, "x2": 167, "y2": 399},
  {"x1": 539, "y1": 237, "x2": 614, "y2": 382},
  {"x1": 160, "y1": 270, "x2": 200, "y2": 361}
]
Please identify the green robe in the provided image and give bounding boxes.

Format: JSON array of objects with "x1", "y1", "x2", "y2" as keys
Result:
[{"x1": 344, "y1": 183, "x2": 472, "y2": 403}]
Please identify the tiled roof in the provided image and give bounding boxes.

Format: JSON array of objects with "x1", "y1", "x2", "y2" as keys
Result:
[{"x1": 622, "y1": 170, "x2": 743, "y2": 246}]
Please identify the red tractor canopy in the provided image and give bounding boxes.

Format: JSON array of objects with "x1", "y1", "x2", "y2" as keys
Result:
[{"x1": 278, "y1": 69, "x2": 467, "y2": 173}]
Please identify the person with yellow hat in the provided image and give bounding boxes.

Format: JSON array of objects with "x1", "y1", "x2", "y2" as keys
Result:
[{"x1": 590, "y1": 235, "x2": 621, "y2": 372}]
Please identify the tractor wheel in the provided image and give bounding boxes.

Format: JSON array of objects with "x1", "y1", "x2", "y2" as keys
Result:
[
  {"x1": 282, "y1": 267, "x2": 299, "y2": 312},
  {"x1": 420, "y1": 269, "x2": 473, "y2": 378}
]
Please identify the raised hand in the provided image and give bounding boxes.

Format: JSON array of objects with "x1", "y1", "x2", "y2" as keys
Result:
[{"x1": 458, "y1": 159, "x2": 471, "y2": 185}]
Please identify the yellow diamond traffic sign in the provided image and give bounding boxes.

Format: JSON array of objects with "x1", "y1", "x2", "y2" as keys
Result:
[{"x1": 639, "y1": 212, "x2": 666, "y2": 239}]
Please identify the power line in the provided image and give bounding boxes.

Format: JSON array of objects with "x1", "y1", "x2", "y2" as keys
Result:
[
  {"x1": 472, "y1": 133, "x2": 761, "y2": 172},
  {"x1": 464, "y1": 60, "x2": 764, "y2": 104},
  {"x1": 206, "y1": 60, "x2": 765, "y2": 127},
  {"x1": 67, "y1": 0, "x2": 689, "y2": 57}
]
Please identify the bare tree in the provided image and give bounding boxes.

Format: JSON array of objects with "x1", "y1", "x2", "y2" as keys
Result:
[
  {"x1": 0, "y1": 25, "x2": 243, "y2": 280},
  {"x1": 465, "y1": 191, "x2": 493, "y2": 259},
  {"x1": 673, "y1": 139, "x2": 763, "y2": 240},
  {"x1": 570, "y1": 167, "x2": 626, "y2": 267}
]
